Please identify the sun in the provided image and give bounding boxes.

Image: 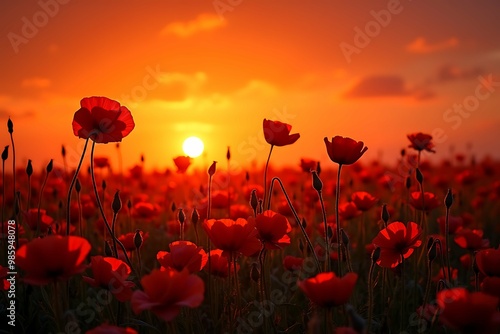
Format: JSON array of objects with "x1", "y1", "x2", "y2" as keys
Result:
[{"x1": 182, "y1": 136, "x2": 204, "y2": 158}]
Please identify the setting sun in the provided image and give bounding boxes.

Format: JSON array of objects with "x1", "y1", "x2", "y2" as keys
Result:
[{"x1": 182, "y1": 136, "x2": 204, "y2": 158}]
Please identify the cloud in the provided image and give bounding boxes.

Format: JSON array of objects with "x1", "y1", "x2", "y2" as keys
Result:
[
  {"x1": 435, "y1": 64, "x2": 483, "y2": 82},
  {"x1": 161, "y1": 14, "x2": 226, "y2": 37},
  {"x1": 21, "y1": 77, "x2": 51, "y2": 89},
  {"x1": 343, "y1": 75, "x2": 410, "y2": 98},
  {"x1": 406, "y1": 37, "x2": 458, "y2": 54}
]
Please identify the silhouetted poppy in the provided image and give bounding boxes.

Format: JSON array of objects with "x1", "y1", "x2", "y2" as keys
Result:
[
  {"x1": 157, "y1": 241, "x2": 208, "y2": 273},
  {"x1": 173, "y1": 156, "x2": 192, "y2": 173},
  {"x1": 298, "y1": 272, "x2": 358, "y2": 308},
  {"x1": 372, "y1": 222, "x2": 422, "y2": 268},
  {"x1": 251, "y1": 210, "x2": 292, "y2": 250},
  {"x1": 475, "y1": 248, "x2": 500, "y2": 277},
  {"x1": 86, "y1": 324, "x2": 138, "y2": 334},
  {"x1": 454, "y1": 228, "x2": 489, "y2": 251},
  {"x1": 16, "y1": 235, "x2": 91, "y2": 285},
  {"x1": 283, "y1": 255, "x2": 304, "y2": 271},
  {"x1": 351, "y1": 191, "x2": 377, "y2": 211},
  {"x1": 324, "y1": 136, "x2": 368, "y2": 166},
  {"x1": 409, "y1": 191, "x2": 440, "y2": 212},
  {"x1": 437, "y1": 288, "x2": 500, "y2": 334},
  {"x1": 407, "y1": 132, "x2": 435, "y2": 153},
  {"x1": 202, "y1": 218, "x2": 261, "y2": 258},
  {"x1": 72, "y1": 96, "x2": 135, "y2": 143},
  {"x1": 263, "y1": 119, "x2": 300, "y2": 147},
  {"x1": 83, "y1": 256, "x2": 135, "y2": 302},
  {"x1": 131, "y1": 268, "x2": 204, "y2": 322}
]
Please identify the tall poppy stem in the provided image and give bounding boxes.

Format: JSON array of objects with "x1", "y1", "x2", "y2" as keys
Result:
[
  {"x1": 444, "y1": 205, "x2": 452, "y2": 285},
  {"x1": 335, "y1": 164, "x2": 343, "y2": 276},
  {"x1": 36, "y1": 163, "x2": 51, "y2": 236},
  {"x1": 400, "y1": 255, "x2": 405, "y2": 332},
  {"x1": 317, "y1": 190, "x2": 330, "y2": 272},
  {"x1": 1, "y1": 154, "x2": 6, "y2": 256},
  {"x1": 66, "y1": 138, "x2": 89, "y2": 235},
  {"x1": 89, "y1": 141, "x2": 133, "y2": 269},
  {"x1": 263, "y1": 145, "x2": 274, "y2": 209}
]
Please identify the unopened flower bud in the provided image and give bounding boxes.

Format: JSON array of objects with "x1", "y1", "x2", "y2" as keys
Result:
[
  {"x1": 327, "y1": 225, "x2": 333, "y2": 240},
  {"x1": 134, "y1": 229, "x2": 143, "y2": 249},
  {"x1": 311, "y1": 170, "x2": 323, "y2": 192},
  {"x1": 226, "y1": 146, "x2": 231, "y2": 161},
  {"x1": 250, "y1": 189, "x2": 258, "y2": 212},
  {"x1": 178, "y1": 208, "x2": 185, "y2": 225},
  {"x1": 46, "y1": 159, "x2": 53, "y2": 173},
  {"x1": 381, "y1": 204, "x2": 390, "y2": 225},
  {"x1": 1, "y1": 146, "x2": 8, "y2": 161},
  {"x1": 208, "y1": 161, "x2": 217, "y2": 176},
  {"x1": 61, "y1": 145, "x2": 66, "y2": 158},
  {"x1": 7, "y1": 117, "x2": 13, "y2": 134},
  {"x1": 191, "y1": 208, "x2": 199, "y2": 226},
  {"x1": 75, "y1": 179, "x2": 81, "y2": 193},
  {"x1": 26, "y1": 159, "x2": 33, "y2": 177},
  {"x1": 127, "y1": 199, "x2": 132, "y2": 210},
  {"x1": 171, "y1": 202, "x2": 177, "y2": 212},
  {"x1": 112, "y1": 190, "x2": 122, "y2": 214},
  {"x1": 445, "y1": 188, "x2": 453, "y2": 209}
]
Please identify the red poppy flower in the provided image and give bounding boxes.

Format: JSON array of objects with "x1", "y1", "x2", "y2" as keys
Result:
[
  {"x1": 324, "y1": 136, "x2": 368, "y2": 166},
  {"x1": 230, "y1": 204, "x2": 252, "y2": 220},
  {"x1": 283, "y1": 255, "x2": 304, "y2": 271},
  {"x1": 298, "y1": 272, "x2": 358, "y2": 308},
  {"x1": 86, "y1": 324, "x2": 138, "y2": 334},
  {"x1": 83, "y1": 256, "x2": 134, "y2": 302},
  {"x1": 437, "y1": 288, "x2": 500, "y2": 334},
  {"x1": 204, "y1": 249, "x2": 235, "y2": 278},
  {"x1": 351, "y1": 191, "x2": 377, "y2": 211},
  {"x1": 407, "y1": 132, "x2": 435, "y2": 153},
  {"x1": 409, "y1": 191, "x2": 440, "y2": 212},
  {"x1": 22, "y1": 208, "x2": 53, "y2": 232},
  {"x1": 436, "y1": 215, "x2": 464, "y2": 235},
  {"x1": 93, "y1": 157, "x2": 110, "y2": 169},
  {"x1": 300, "y1": 158, "x2": 317, "y2": 173},
  {"x1": 202, "y1": 218, "x2": 261, "y2": 258},
  {"x1": 16, "y1": 235, "x2": 91, "y2": 285},
  {"x1": 157, "y1": 241, "x2": 208, "y2": 273},
  {"x1": 263, "y1": 119, "x2": 300, "y2": 147},
  {"x1": 173, "y1": 156, "x2": 192, "y2": 173},
  {"x1": 454, "y1": 228, "x2": 489, "y2": 251},
  {"x1": 131, "y1": 268, "x2": 204, "y2": 322},
  {"x1": 252, "y1": 210, "x2": 292, "y2": 250},
  {"x1": 475, "y1": 248, "x2": 500, "y2": 277},
  {"x1": 211, "y1": 190, "x2": 230, "y2": 209},
  {"x1": 132, "y1": 202, "x2": 159, "y2": 220},
  {"x1": 338, "y1": 202, "x2": 362, "y2": 221},
  {"x1": 72, "y1": 96, "x2": 135, "y2": 143},
  {"x1": 372, "y1": 222, "x2": 422, "y2": 268}
]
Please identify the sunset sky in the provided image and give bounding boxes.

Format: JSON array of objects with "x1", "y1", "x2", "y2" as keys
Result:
[{"x1": 1, "y1": 0, "x2": 499, "y2": 173}]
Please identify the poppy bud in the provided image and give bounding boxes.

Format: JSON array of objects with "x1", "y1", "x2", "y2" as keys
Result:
[
  {"x1": 327, "y1": 225, "x2": 333, "y2": 240},
  {"x1": 178, "y1": 208, "x2": 185, "y2": 225},
  {"x1": 226, "y1": 146, "x2": 231, "y2": 161},
  {"x1": 26, "y1": 159, "x2": 33, "y2": 177},
  {"x1": 245, "y1": 171, "x2": 250, "y2": 182},
  {"x1": 61, "y1": 145, "x2": 66, "y2": 158},
  {"x1": 1, "y1": 146, "x2": 8, "y2": 161},
  {"x1": 316, "y1": 161, "x2": 321, "y2": 175},
  {"x1": 445, "y1": 188, "x2": 453, "y2": 208},
  {"x1": 250, "y1": 262, "x2": 260, "y2": 283},
  {"x1": 416, "y1": 168, "x2": 423, "y2": 185},
  {"x1": 341, "y1": 228, "x2": 349, "y2": 246},
  {"x1": 311, "y1": 170, "x2": 323, "y2": 192},
  {"x1": 134, "y1": 229, "x2": 143, "y2": 249},
  {"x1": 208, "y1": 161, "x2": 217, "y2": 176},
  {"x1": 191, "y1": 208, "x2": 199, "y2": 226},
  {"x1": 381, "y1": 204, "x2": 390, "y2": 225},
  {"x1": 405, "y1": 176, "x2": 411, "y2": 189},
  {"x1": 401, "y1": 148, "x2": 406, "y2": 157},
  {"x1": 127, "y1": 199, "x2": 132, "y2": 210},
  {"x1": 75, "y1": 179, "x2": 81, "y2": 193},
  {"x1": 46, "y1": 159, "x2": 53, "y2": 173},
  {"x1": 112, "y1": 190, "x2": 122, "y2": 214},
  {"x1": 371, "y1": 246, "x2": 381, "y2": 263},
  {"x1": 7, "y1": 117, "x2": 13, "y2": 134},
  {"x1": 141, "y1": 154, "x2": 145, "y2": 163},
  {"x1": 104, "y1": 240, "x2": 113, "y2": 257},
  {"x1": 302, "y1": 218, "x2": 307, "y2": 229},
  {"x1": 250, "y1": 189, "x2": 258, "y2": 212},
  {"x1": 171, "y1": 202, "x2": 177, "y2": 212}
]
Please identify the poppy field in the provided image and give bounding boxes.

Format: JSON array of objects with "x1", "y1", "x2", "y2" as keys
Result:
[{"x1": 1, "y1": 96, "x2": 500, "y2": 334}]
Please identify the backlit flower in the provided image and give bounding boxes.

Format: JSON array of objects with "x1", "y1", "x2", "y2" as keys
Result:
[
  {"x1": 324, "y1": 136, "x2": 368, "y2": 166},
  {"x1": 131, "y1": 268, "x2": 204, "y2": 322},
  {"x1": 372, "y1": 222, "x2": 422, "y2": 268},
  {"x1": 157, "y1": 241, "x2": 208, "y2": 273},
  {"x1": 252, "y1": 210, "x2": 292, "y2": 250},
  {"x1": 173, "y1": 156, "x2": 192, "y2": 173},
  {"x1": 351, "y1": 191, "x2": 377, "y2": 211},
  {"x1": 72, "y1": 96, "x2": 135, "y2": 143},
  {"x1": 409, "y1": 191, "x2": 440, "y2": 212},
  {"x1": 16, "y1": 235, "x2": 91, "y2": 285},
  {"x1": 407, "y1": 132, "x2": 435, "y2": 153},
  {"x1": 298, "y1": 272, "x2": 358, "y2": 308},
  {"x1": 454, "y1": 228, "x2": 489, "y2": 251},
  {"x1": 263, "y1": 119, "x2": 300, "y2": 147},
  {"x1": 475, "y1": 248, "x2": 500, "y2": 277}
]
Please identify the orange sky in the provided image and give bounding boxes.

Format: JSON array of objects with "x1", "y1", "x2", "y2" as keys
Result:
[{"x1": 1, "y1": 1, "x2": 499, "y2": 173}]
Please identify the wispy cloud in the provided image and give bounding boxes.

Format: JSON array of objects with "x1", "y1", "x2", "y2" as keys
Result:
[
  {"x1": 406, "y1": 37, "x2": 459, "y2": 54},
  {"x1": 161, "y1": 14, "x2": 226, "y2": 38},
  {"x1": 21, "y1": 77, "x2": 51, "y2": 89},
  {"x1": 343, "y1": 75, "x2": 410, "y2": 99}
]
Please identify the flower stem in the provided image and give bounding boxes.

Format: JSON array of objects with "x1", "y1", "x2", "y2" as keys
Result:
[
  {"x1": 263, "y1": 145, "x2": 274, "y2": 209},
  {"x1": 444, "y1": 205, "x2": 452, "y2": 285},
  {"x1": 335, "y1": 165, "x2": 343, "y2": 276},
  {"x1": 36, "y1": 167, "x2": 50, "y2": 236},
  {"x1": 318, "y1": 190, "x2": 330, "y2": 272},
  {"x1": 66, "y1": 138, "x2": 89, "y2": 235}
]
